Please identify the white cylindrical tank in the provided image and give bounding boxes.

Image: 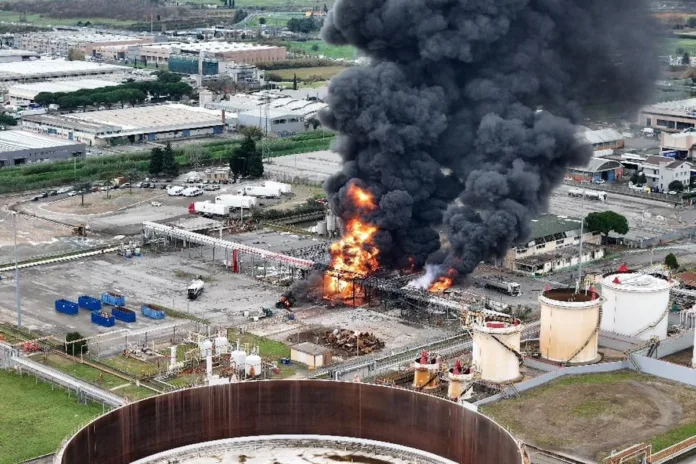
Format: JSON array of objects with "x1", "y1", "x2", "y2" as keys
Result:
[
  {"x1": 214, "y1": 335, "x2": 230, "y2": 355},
  {"x1": 326, "y1": 213, "x2": 336, "y2": 232},
  {"x1": 539, "y1": 288, "x2": 602, "y2": 364},
  {"x1": 601, "y1": 272, "x2": 674, "y2": 340},
  {"x1": 447, "y1": 361, "x2": 474, "y2": 400},
  {"x1": 471, "y1": 321, "x2": 523, "y2": 383},
  {"x1": 231, "y1": 341, "x2": 247, "y2": 371},
  {"x1": 245, "y1": 351, "x2": 262, "y2": 377},
  {"x1": 169, "y1": 346, "x2": 177, "y2": 370},
  {"x1": 316, "y1": 221, "x2": 327, "y2": 236},
  {"x1": 198, "y1": 339, "x2": 213, "y2": 358}
]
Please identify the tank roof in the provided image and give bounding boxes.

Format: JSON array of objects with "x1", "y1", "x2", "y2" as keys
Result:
[
  {"x1": 542, "y1": 288, "x2": 599, "y2": 302},
  {"x1": 602, "y1": 272, "x2": 673, "y2": 291}
]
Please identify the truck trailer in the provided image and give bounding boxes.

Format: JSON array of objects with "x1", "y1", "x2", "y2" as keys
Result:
[
  {"x1": 215, "y1": 194, "x2": 258, "y2": 209},
  {"x1": 189, "y1": 201, "x2": 229, "y2": 217},
  {"x1": 478, "y1": 278, "x2": 522, "y2": 296},
  {"x1": 236, "y1": 185, "x2": 281, "y2": 199},
  {"x1": 187, "y1": 279, "x2": 204, "y2": 300},
  {"x1": 263, "y1": 181, "x2": 292, "y2": 194},
  {"x1": 568, "y1": 188, "x2": 607, "y2": 202}
]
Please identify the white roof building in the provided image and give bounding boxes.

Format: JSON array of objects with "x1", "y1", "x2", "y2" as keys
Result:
[
  {"x1": 0, "y1": 59, "x2": 127, "y2": 84},
  {"x1": 0, "y1": 129, "x2": 85, "y2": 167},
  {"x1": 8, "y1": 79, "x2": 121, "y2": 106}
]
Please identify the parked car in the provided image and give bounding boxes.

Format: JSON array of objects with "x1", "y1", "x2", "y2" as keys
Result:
[
  {"x1": 160, "y1": 184, "x2": 168, "y2": 189},
  {"x1": 121, "y1": 183, "x2": 130, "y2": 188},
  {"x1": 31, "y1": 195, "x2": 41, "y2": 201},
  {"x1": 40, "y1": 192, "x2": 48, "y2": 198},
  {"x1": 165, "y1": 179, "x2": 172, "y2": 183},
  {"x1": 56, "y1": 187, "x2": 73, "y2": 194},
  {"x1": 48, "y1": 190, "x2": 58, "y2": 196},
  {"x1": 68, "y1": 191, "x2": 77, "y2": 197},
  {"x1": 593, "y1": 179, "x2": 605, "y2": 184},
  {"x1": 668, "y1": 191, "x2": 679, "y2": 195},
  {"x1": 135, "y1": 182, "x2": 143, "y2": 188},
  {"x1": 149, "y1": 183, "x2": 156, "y2": 189},
  {"x1": 151, "y1": 201, "x2": 162, "y2": 207}
]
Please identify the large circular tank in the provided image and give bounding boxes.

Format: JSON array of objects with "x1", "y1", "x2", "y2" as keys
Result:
[
  {"x1": 601, "y1": 272, "x2": 674, "y2": 340},
  {"x1": 56, "y1": 381, "x2": 524, "y2": 464},
  {"x1": 245, "y1": 353, "x2": 262, "y2": 377},
  {"x1": 472, "y1": 321, "x2": 523, "y2": 383},
  {"x1": 316, "y1": 220, "x2": 328, "y2": 236},
  {"x1": 539, "y1": 288, "x2": 602, "y2": 364},
  {"x1": 326, "y1": 213, "x2": 337, "y2": 232}
]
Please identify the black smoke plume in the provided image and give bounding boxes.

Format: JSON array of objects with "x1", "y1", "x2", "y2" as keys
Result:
[{"x1": 319, "y1": 0, "x2": 658, "y2": 286}]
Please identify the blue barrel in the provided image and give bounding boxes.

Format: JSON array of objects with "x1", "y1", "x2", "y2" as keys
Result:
[
  {"x1": 55, "y1": 299, "x2": 78, "y2": 315},
  {"x1": 101, "y1": 292, "x2": 126, "y2": 307},
  {"x1": 141, "y1": 305, "x2": 165, "y2": 320},
  {"x1": 78, "y1": 295, "x2": 102, "y2": 311},
  {"x1": 112, "y1": 307, "x2": 136, "y2": 323},
  {"x1": 91, "y1": 311, "x2": 115, "y2": 327}
]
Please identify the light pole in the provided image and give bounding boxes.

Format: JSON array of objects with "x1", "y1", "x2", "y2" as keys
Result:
[
  {"x1": 12, "y1": 212, "x2": 21, "y2": 328},
  {"x1": 577, "y1": 190, "x2": 586, "y2": 293}
]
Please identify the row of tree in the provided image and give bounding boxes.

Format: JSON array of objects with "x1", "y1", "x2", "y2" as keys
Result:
[
  {"x1": 33, "y1": 72, "x2": 192, "y2": 111},
  {"x1": 230, "y1": 127, "x2": 264, "y2": 181},
  {"x1": 287, "y1": 17, "x2": 323, "y2": 34},
  {"x1": 149, "y1": 142, "x2": 179, "y2": 177}
]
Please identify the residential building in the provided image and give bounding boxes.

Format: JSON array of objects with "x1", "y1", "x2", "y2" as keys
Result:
[
  {"x1": 503, "y1": 215, "x2": 604, "y2": 275},
  {"x1": 638, "y1": 98, "x2": 696, "y2": 133},
  {"x1": 21, "y1": 104, "x2": 225, "y2": 147},
  {"x1": 0, "y1": 130, "x2": 85, "y2": 167},
  {"x1": 640, "y1": 156, "x2": 692, "y2": 191}
]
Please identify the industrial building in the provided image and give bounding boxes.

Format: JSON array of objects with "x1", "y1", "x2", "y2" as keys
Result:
[
  {"x1": 567, "y1": 156, "x2": 623, "y2": 183},
  {"x1": 0, "y1": 60, "x2": 127, "y2": 88},
  {"x1": 504, "y1": 215, "x2": 603, "y2": 275},
  {"x1": 136, "y1": 42, "x2": 286, "y2": 66},
  {"x1": 290, "y1": 342, "x2": 332, "y2": 368},
  {"x1": 578, "y1": 127, "x2": 625, "y2": 150},
  {"x1": 15, "y1": 31, "x2": 155, "y2": 57},
  {"x1": 7, "y1": 78, "x2": 120, "y2": 107},
  {"x1": 0, "y1": 49, "x2": 38, "y2": 63},
  {"x1": 638, "y1": 98, "x2": 696, "y2": 132},
  {"x1": 0, "y1": 130, "x2": 85, "y2": 167},
  {"x1": 661, "y1": 130, "x2": 696, "y2": 159},
  {"x1": 21, "y1": 104, "x2": 224, "y2": 146}
]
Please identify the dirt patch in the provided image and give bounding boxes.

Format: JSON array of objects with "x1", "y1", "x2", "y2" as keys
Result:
[
  {"x1": 481, "y1": 371, "x2": 696, "y2": 460},
  {"x1": 662, "y1": 348, "x2": 694, "y2": 367},
  {"x1": 265, "y1": 184, "x2": 324, "y2": 212},
  {"x1": 42, "y1": 189, "x2": 163, "y2": 216}
]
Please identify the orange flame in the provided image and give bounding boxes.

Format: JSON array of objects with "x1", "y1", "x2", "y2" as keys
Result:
[
  {"x1": 324, "y1": 185, "x2": 379, "y2": 301},
  {"x1": 428, "y1": 269, "x2": 456, "y2": 293}
]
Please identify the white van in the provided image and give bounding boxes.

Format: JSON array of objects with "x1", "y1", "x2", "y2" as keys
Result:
[{"x1": 168, "y1": 186, "x2": 184, "y2": 196}]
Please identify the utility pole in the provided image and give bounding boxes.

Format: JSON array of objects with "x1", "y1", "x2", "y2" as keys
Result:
[
  {"x1": 13, "y1": 212, "x2": 21, "y2": 328},
  {"x1": 576, "y1": 191, "x2": 586, "y2": 293}
]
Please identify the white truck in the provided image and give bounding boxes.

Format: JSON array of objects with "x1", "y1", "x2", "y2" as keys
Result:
[
  {"x1": 190, "y1": 201, "x2": 229, "y2": 217},
  {"x1": 264, "y1": 181, "x2": 292, "y2": 194},
  {"x1": 187, "y1": 279, "x2": 204, "y2": 300},
  {"x1": 182, "y1": 187, "x2": 203, "y2": 197},
  {"x1": 168, "y1": 186, "x2": 184, "y2": 196},
  {"x1": 236, "y1": 185, "x2": 281, "y2": 199},
  {"x1": 568, "y1": 188, "x2": 607, "y2": 202},
  {"x1": 478, "y1": 278, "x2": 522, "y2": 296},
  {"x1": 215, "y1": 194, "x2": 258, "y2": 209}
]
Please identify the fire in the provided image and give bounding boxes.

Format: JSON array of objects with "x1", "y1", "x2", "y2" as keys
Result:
[
  {"x1": 428, "y1": 269, "x2": 456, "y2": 293},
  {"x1": 324, "y1": 185, "x2": 379, "y2": 301}
]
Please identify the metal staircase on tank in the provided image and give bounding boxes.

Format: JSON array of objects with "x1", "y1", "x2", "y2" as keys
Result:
[
  {"x1": 631, "y1": 306, "x2": 669, "y2": 338},
  {"x1": 490, "y1": 334, "x2": 524, "y2": 366},
  {"x1": 564, "y1": 304, "x2": 603, "y2": 366}
]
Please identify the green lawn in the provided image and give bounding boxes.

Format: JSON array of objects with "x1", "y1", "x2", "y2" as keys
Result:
[
  {"x1": 288, "y1": 40, "x2": 357, "y2": 60},
  {"x1": 0, "y1": 370, "x2": 103, "y2": 464},
  {"x1": 246, "y1": 12, "x2": 305, "y2": 27},
  {"x1": 40, "y1": 354, "x2": 126, "y2": 390},
  {"x1": 167, "y1": 373, "x2": 203, "y2": 388},
  {"x1": 0, "y1": 10, "x2": 134, "y2": 27},
  {"x1": 665, "y1": 37, "x2": 696, "y2": 56},
  {"x1": 184, "y1": 0, "x2": 330, "y2": 7},
  {"x1": 651, "y1": 423, "x2": 696, "y2": 452},
  {"x1": 275, "y1": 65, "x2": 347, "y2": 80},
  {"x1": 98, "y1": 355, "x2": 158, "y2": 378},
  {"x1": 117, "y1": 383, "x2": 157, "y2": 401}
]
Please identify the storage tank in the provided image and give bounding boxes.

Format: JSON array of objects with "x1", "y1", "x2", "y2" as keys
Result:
[
  {"x1": 316, "y1": 220, "x2": 327, "y2": 236},
  {"x1": 412, "y1": 351, "x2": 440, "y2": 391},
  {"x1": 231, "y1": 341, "x2": 247, "y2": 371},
  {"x1": 601, "y1": 272, "x2": 674, "y2": 340},
  {"x1": 447, "y1": 360, "x2": 474, "y2": 401},
  {"x1": 214, "y1": 335, "x2": 230, "y2": 355},
  {"x1": 245, "y1": 349, "x2": 262, "y2": 378},
  {"x1": 539, "y1": 288, "x2": 602, "y2": 364},
  {"x1": 326, "y1": 213, "x2": 337, "y2": 232},
  {"x1": 471, "y1": 320, "x2": 523, "y2": 383},
  {"x1": 198, "y1": 339, "x2": 213, "y2": 358}
]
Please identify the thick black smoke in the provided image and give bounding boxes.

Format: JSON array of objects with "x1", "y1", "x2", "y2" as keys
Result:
[{"x1": 319, "y1": 0, "x2": 658, "y2": 284}]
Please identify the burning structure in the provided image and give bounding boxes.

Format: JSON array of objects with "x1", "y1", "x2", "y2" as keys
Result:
[{"x1": 313, "y1": 0, "x2": 657, "y2": 293}]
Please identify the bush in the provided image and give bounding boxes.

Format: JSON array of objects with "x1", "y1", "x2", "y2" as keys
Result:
[
  {"x1": 256, "y1": 58, "x2": 343, "y2": 70},
  {"x1": 665, "y1": 253, "x2": 679, "y2": 270},
  {"x1": 65, "y1": 332, "x2": 87, "y2": 356}
]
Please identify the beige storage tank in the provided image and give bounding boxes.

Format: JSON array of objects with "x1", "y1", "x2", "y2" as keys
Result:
[
  {"x1": 539, "y1": 288, "x2": 602, "y2": 364},
  {"x1": 412, "y1": 352, "x2": 440, "y2": 391},
  {"x1": 447, "y1": 360, "x2": 474, "y2": 401},
  {"x1": 472, "y1": 320, "x2": 523, "y2": 384}
]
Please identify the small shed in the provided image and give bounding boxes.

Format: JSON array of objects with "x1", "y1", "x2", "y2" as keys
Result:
[{"x1": 290, "y1": 342, "x2": 332, "y2": 368}]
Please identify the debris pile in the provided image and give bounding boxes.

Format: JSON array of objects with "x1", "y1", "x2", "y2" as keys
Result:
[{"x1": 323, "y1": 329, "x2": 384, "y2": 355}]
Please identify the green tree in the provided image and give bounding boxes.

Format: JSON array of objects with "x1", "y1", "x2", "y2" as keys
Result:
[
  {"x1": 665, "y1": 253, "x2": 679, "y2": 270},
  {"x1": 247, "y1": 150, "x2": 264, "y2": 178},
  {"x1": 229, "y1": 151, "x2": 246, "y2": 181},
  {"x1": 65, "y1": 331, "x2": 87, "y2": 356},
  {"x1": 149, "y1": 147, "x2": 164, "y2": 175},
  {"x1": 688, "y1": 17, "x2": 696, "y2": 28},
  {"x1": 684, "y1": 52, "x2": 691, "y2": 66},
  {"x1": 669, "y1": 180, "x2": 685, "y2": 193},
  {"x1": 639, "y1": 173, "x2": 647, "y2": 185},
  {"x1": 239, "y1": 125, "x2": 264, "y2": 140},
  {"x1": 293, "y1": 72, "x2": 298, "y2": 90},
  {"x1": 585, "y1": 211, "x2": 629, "y2": 242},
  {"x1": 0, "y1": 113, "x2": 17, "y2": 126},
  {"x1": 161, "y1": 142, "x2": 179, "y2": 177},
  {"x1": 67, "y1": 48, "x2": 85, "y2": 61},
  {"x1": 259, "y1": 17, "x2": 266, "y2": 25},
  {"x1": 630, "y1": 172, "x2": 639, "y2": 185}
]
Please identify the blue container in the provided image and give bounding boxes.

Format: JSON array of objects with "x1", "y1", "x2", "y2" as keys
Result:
[
  {"x1": 78, "y1": 295, "x2": 102, "y2": 311},
  {"x1": 112, "y1": 306, "x2": 136, "y2": 323},
  {"x1": 55, "y1": 299, "x2": 78, "y2": 315},
  {"x1": 141, "y1": 305, "x2": 165, "y2": 320},
  {"x1": 101, "y1": 292, "x2": 126, "y2": 307},
  {"x1": 91, "y1": 311, "x2": 115, "y2": 327}
]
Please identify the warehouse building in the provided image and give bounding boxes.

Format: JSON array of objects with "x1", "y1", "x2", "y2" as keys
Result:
[
  {"x1": 137, "y1": 42, "x2": 286, "y2": 66},
  {"x1": 21, "y1": 104, "x2": 224, "y2": 147},
  {"x1": 290, "y1": 342, "x2": 332, "y2": 368},
  {"x1": 578, "y1": 127, "x2": 625, "y2": 150},
  {"x1": 0, "y1": 130, "x2": 85, "y2": 167},
  {"x1": 0, "y1": 60, "x2": 127, "y2": 88},
  {"x1": 16, "y1": 31, "x2": 155, "y2": 57},
  {"x1": 567, "y1": 157, "x2": 623, "y2": 183},
  {"x1": 503, "y1": 215, "x2": 603, "y2": 275},
  {"x1": 7, "y1": 78, "x2": 120, "y2": 107},
  {"x1": 0, "y1": 49, "x2": 38, "y2": 63},
  {"x1": 661, "y1": 130, "x2": 696, "y2": 159},
  {"x1": 638, "y1": 98, "x2": 696, "y2": 133}
]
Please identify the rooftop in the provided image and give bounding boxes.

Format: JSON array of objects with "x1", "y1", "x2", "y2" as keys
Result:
[
  {"x1": 291, "y1": 342, "x2": 330, "y2": 356},
  {"x1": 602, "y1": 272, "x2": 672, "y2": 291},
  {"x1": 0, "y1": 49, "x2": 38, "y2": 57},
  {"x1": 0, "y1": 60, "x2": 126, "y2": 80},
  {"x1": 528, "y1": 215, "x2": 582, "y2": 241},
  {"x1": 0, "y1": 130, "x2": 81, "y2": 153},
  {"x1": 571, "y1": 157, "x2": 622, "y2": 173},
  {"x1": 8, "y1": 78, "x2": 120, "y2": 98},
  {"x1": 142, "y1": 41, "x2": 283, "y2": 54},
  {"x1": 21, "y1": 31, "x2": 150, "y2": 43},
  {"x1": 579, "y1": 128, "x2": 624, "y2": 145}
]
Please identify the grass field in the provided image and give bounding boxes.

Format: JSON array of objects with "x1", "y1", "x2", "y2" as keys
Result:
[
  {"x1": 183, "y1": 0, "x2": 331, "y2": 7},
  {"x1": 481, "y1": 371, "x2": 696, "y2": 460},
  {"x1": 227, "y1": 330, "x2": 300, "y2": 377},
  {"x1": 0, "y1": 370, "x2": 103, "y2": 464},
  {"x1": 98, "y1": 355, "x2": 158, "y2": 378},
  {"x1": 665, "y1": 37, "x2": 696, "y2": 56},
  {"x1": 288, "y1": 40, "x2": 356, "y2": 60},
  {"x1": 275, "y1": 65, "x2": 347, "y2": 80},
  {"x1": 0, "y1": 10, "x2": 134, "y2": 27},
  {"x1": 116, "y1": 383, "x2": 156, "y2": 401},
  {"x1": 39, "y1": 353, "x2": 126, "y2": 389},
  {"x1": 245, "y1": 12, "x2": 305, "y2": 27}
]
